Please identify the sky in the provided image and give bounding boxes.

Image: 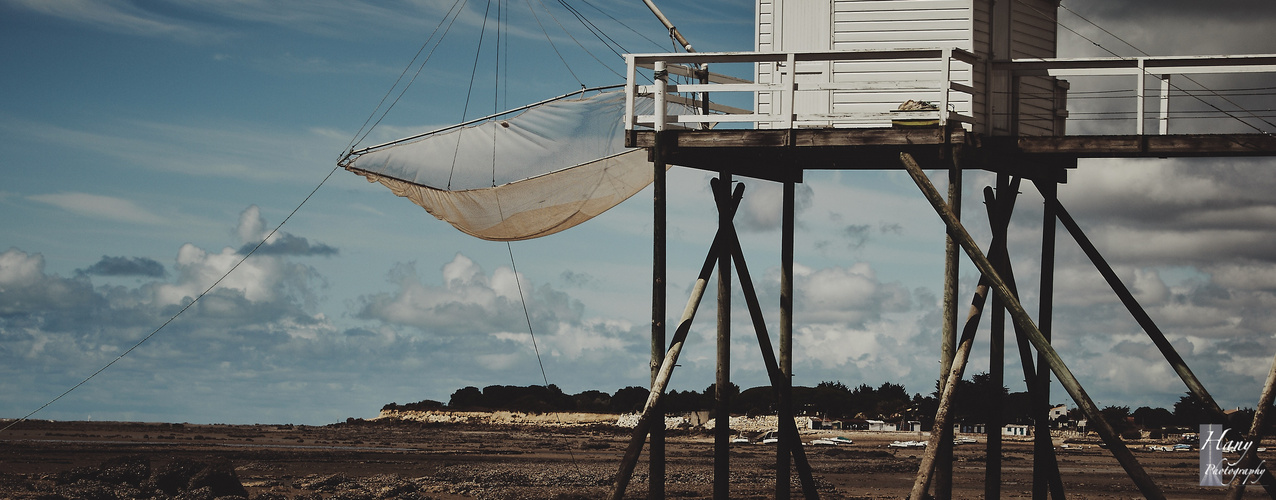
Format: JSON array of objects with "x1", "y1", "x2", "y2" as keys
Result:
[{"x1": 2, "y1": 0, "x2": 1276, "y2": 426}]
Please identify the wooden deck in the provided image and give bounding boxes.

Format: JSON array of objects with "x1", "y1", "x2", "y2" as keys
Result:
[{"x1": 629, "y1": 128, "x2": 1276, "y2": 183}]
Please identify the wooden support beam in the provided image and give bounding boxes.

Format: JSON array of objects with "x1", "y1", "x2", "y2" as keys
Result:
[
  {"x1": 650, "y1": 133, "x2": 667, "y2": 500},
  {"x1": 1015, "y1": 134, "x2": 1276, "y2": 157},
  {"x1": 610, "y1": 185, "x2": 744, "y2": 500},
  {"x1": 718, "y1": 199, "x2": 818, "y2": 500},
  {"x1": 714, "y1": 171, "x2": 733, "y2": 500},
  {"x1": 983, "y1": 176, "x2": 1018, "y2": 500},
  {"x1": 1047, "y1": 195, "x2": 1226, "y2": 416},
  {"x1": 1226, "y1": 351, "x2": 1276, "y2": 499},
  {"x1": 777, "y1": 180, "x2": 796, "y2": 500},
  {"x1": 900, "y1": 152, "x2": 1167, "y2": 500},
  {"x1": 934, "y1": 143, "x2": 962, "y2": 500},
  {"x1": 1034, "y1": 179, "x2": 1057, "y2": 500}
]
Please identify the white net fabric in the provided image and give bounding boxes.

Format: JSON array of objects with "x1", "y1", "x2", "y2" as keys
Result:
[{"x1": 341, "y1": 89, "x2": 671, "y2": 241}]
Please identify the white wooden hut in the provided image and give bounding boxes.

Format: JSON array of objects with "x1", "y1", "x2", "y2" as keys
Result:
[{"x1": 754, "y1": 0, "x2": 1067, "y2": 135}]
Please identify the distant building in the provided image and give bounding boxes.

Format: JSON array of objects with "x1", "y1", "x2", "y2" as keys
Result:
[
  {"x1": 1003, "y1": 424, "x2": 1031, "y2": 436},
  {"x1": 1049, "y1": 404, "x2": 1067, "y2": 421}
]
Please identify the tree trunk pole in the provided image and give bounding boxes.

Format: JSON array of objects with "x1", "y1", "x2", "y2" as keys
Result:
[
  {"x1": 900, "y1": 152, "x2": 1166, "y2": 500},
  {"x1": 777, "y1": 180, "x2": 796, "y2": 500},
  {"x1": 649, "y1": 129, "x2": 667, "y2": 500},
  {"x1": 714, "y1": 172, "x2": 732, "y2": 500},
  {"x1": 1226, "y1": 349, "x2": 1276, "y2": 499},
  {"x1": 611, "y1": 183, "x2": 743, "y2": 500},
  {"x1": 721, "y1": 225, "x2": 819, "y2": 500},
  {"x1": 983, "y1": 177, "x2": 1016, "y2": 500},
  {"x1": 1034, "y1": 178, "x2": 1057, "y2": 500},
  {"x1": 935, "y1": 143, "x2": 962, "y2": 500},
  {"x1": 1047, "y1": 193, "x2": 1224, "y2": 416}
]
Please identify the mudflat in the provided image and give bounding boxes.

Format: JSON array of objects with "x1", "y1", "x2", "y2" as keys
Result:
[{"x1": 0, "y1": 418, "x2": 1261, "y2": 498}]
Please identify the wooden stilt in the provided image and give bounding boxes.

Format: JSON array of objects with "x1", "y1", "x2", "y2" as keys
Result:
[
  {"x1": 717, "y1": 193, "x2": 818, "y2": 500},
  {"x1": 900, "y1": 152, "x2": 1167, "y2": 500},
  {"x1": 987, "y1": 212, "x2": 1068, "y2": 500},
  {"x1": 1033, "y1": 178, "x2": 1057, "y2": 500},
  {"x1": 714, "y1": 172, "x2": 732, "y2": 500},
  {"x1": 777, "y1": 179, "x2": 796, "y2": 500},
  {"x1": 913, "y1": 185, "x2": 1015, "y2": 500},
  {"x1": 1047, "y1": 193, "x2": 1225, "y2": 416},
  {"x1": 650, "y1": 132, "x2": 667, "y2": 500},
  {"x1": 610, "y1": 184, "x2": 744, "y2": 500},
  {"x1": 935, "y1": 143, "x2": 962, "y2": 500},
  {"x1": 1048, "y1": 188, "x2": 1276, "y2": 497},
  {"x1": 1225, "y1": 350, "x2": 1276, "y2": 499},
  {"x1": 983, "y1": 177, "x2": 1015, "y2": 500}
]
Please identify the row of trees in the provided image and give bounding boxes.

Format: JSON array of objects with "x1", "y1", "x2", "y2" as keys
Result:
[
  {"x1": 381, "y1": 376, "x2": 1263, "y2": 432},
  {"x1": 381, "y1": 381, "x2": 923, "y2": 420}
]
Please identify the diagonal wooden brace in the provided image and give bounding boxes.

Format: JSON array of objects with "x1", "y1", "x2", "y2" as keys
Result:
[{"x1": 900, "y1": 152, "x2": 1166, "y2": 500}]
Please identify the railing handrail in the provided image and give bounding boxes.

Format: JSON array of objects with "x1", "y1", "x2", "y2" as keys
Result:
[
  {"x1": 625, "y1": 47, "x2": 979, "y2": 132},
  {"x1": 995, "y1": 54, "x2": 1276, "y2": 135}
]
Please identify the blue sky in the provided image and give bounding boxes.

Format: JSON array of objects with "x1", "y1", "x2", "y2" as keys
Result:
[{"x1": 3, "y1": 0, "x2": 1276, "y2": 425}]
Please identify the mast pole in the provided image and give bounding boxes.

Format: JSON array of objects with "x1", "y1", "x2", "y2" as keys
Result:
[{"x1": 641, "y1": 0, "x2": 696, "y2": 54}]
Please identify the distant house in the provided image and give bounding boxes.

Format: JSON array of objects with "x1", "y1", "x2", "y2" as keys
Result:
[
  {"x1": 866, "y1": 419, "x2": 896, "y2": 432},
  {"x1": 842, "y1": 418, "x2": 869, "y2": 431},
  {"x1": 900, "y1": 420, "x2": 922, "y2": 432},
  {"x1": 1003, "y1": 424, "x2": 1031, "y2": 436},
  {"x1": 811, "y1": 417, "x2": 841, "y2": 430},
  {"x1": 1049, "y1": 404, "x2": 1067, "y2": 421},
  {"x1": 954, "y1": 422, "x2": 986, "y2": 434}
]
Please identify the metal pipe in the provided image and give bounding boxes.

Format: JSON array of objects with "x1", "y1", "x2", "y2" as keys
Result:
[{"x1": 900, "y1": 152, "x2": 1166, "y2": 500}]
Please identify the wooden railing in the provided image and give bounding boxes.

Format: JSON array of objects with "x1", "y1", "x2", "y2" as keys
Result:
[
  {"x1": 624, "y1": 48, "x2": 979, "y2": 132},
  {"x1": 996, "y1": 54, "x2": 1276, "y2": 135}
]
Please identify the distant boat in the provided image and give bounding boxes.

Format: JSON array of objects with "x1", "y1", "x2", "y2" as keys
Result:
[
  {"x1": 889, "y1": 440, "x2": 926, "y2": 448},
  {"x1": 809, "y1": 436, "x2": 854, "y2": 446}
]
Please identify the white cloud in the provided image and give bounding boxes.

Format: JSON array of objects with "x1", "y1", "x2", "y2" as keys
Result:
[{"x1": 28, "y1": 192, "x2": 168, "y2": 226}]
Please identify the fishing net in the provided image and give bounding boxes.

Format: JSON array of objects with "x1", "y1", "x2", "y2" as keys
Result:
[{"x1": 340, "y1": 89, "x2": 682, "y2": 241}]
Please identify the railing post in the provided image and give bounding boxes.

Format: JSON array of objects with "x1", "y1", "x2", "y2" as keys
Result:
[
  {"x1": 625, "y1": 55, "x2": 637, "y2": 132},
  {"x1": 654, "y1": 60, "x2": 668, "y2": 132},
  {"x1": 784, "y1": 52, "x2": 796, "y2": 129},
  {"x1": 940, "y1": 48, "x2": 952, "y2": 127},
  {"x1": 1159, "y1": 74, "x2": 1171, "y2": 135},
  {"x1": 1136, "y1": 58, "x2": 1146, "y2": 135}
]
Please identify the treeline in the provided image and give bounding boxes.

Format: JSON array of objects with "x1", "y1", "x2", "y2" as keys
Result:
[
  {"x1": 380, "y1": 375, "x2": 1267, "y2": 434},
  {"x1": 382, "y1": 380, "x2": 927, "y2": 421}
]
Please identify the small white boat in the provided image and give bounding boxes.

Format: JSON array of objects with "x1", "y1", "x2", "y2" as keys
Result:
[
  {"x1": 889, "y1": 440, "x2": 927, "y2": 448},
  {"x1": 809, "y1": 436, "x2": 854, "y2": 446}
]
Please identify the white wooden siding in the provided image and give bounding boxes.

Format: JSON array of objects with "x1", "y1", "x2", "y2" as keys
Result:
[{"x1": 752, "y1": 0, "x2": 1062, "y2": 132}]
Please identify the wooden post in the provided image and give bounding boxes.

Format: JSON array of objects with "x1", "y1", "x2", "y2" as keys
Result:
[
  {"x1": 900, "y1": 152, "x2": 1167, "y2": 500},
  {"x1": 777, "y1": 180, "x2": 796, "y2": 499},
  {"x1": 1047, "y1": 195, "x2": 1225, "y2": 416},
  {"x1": 650, "y1": 131, "x2": 667, "y2": 500},
  {"x1": 984, "y1": 176, "x2": 1017, "y2": 500},
  {"x1": 1226, "y1": 350, "x2": 1276, "y2": 499},
  {"x1": 1033, "y1": 178, "x2": 1057, "y2": 500},
  {"x1": 914, "y1": 184, "x2": 1015, "y2": 500},
  {"x1": 935, "y1": 139, "x2": 962, "y2": 500},
  {"x1": 717, "y1": 193, "x2": 818, "y2": 500},
  {"x1": 714, "y1": 171, "x2": 732, "y2": 500},
  {"x1": 610, "y1": 185, "x2": 744, "y2": 500}
]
